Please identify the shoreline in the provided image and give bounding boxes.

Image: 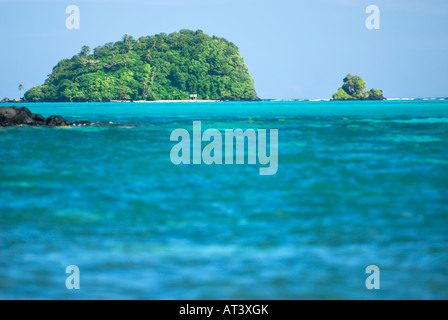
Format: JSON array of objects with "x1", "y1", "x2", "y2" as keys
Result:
[
  {"x1": 111, "y1": 99, "x2": 221, "y2": 103},
  {"x1": 1, "y1": 97, "x2": 447, "y2": 104}
]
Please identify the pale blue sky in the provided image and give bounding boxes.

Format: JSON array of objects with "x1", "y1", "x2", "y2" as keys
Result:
[{"x1": 0, "y1": 0, "x2": 447, "y2": 99}]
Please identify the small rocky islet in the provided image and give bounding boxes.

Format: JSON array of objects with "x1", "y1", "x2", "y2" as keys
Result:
[{"x1": 332, "y1": 74, "x2": 384, "y2": 101}]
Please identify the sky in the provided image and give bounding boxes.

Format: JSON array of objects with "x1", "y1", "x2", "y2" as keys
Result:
[{"x1": 0, "y1": 0, "x2": 447, "y2": 99}]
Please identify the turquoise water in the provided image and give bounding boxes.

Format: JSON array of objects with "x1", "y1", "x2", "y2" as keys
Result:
[{"x1": 1, "y1": 100, "x2": 447, "y2": 299}]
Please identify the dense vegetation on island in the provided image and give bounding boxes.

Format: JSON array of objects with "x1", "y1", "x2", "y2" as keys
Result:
[
  {"x1": 24, "y1": 30, "x2": 259, "y2": 102},
  {"x1": 333, "y1": 74, "x2": 384, "y2": 100}
]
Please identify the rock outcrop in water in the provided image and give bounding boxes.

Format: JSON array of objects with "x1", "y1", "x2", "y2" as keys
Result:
[{"x1": 0, "y1": 106, "x2": 91, "y2": 127}]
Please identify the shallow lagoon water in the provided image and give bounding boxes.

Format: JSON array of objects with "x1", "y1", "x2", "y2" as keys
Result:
[{"x1": 1, "y1": 100, "x2": 447, "y2": 299}]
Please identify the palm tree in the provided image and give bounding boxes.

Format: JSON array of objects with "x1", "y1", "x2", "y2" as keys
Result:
[
  {"x1": 145, "y1": 50, "x2": 151, "y2": 62},
  {"x1": 122, "y1": 34, "x2": 133, "y2": 45},
  {"x1": 79, "y1": 45, "x2": 90, "y2": 57},
  {"x1": 122, "y1": 34, "x2": 134, "y2": 53}
]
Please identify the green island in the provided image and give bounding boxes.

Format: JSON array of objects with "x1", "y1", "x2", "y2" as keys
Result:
[
  {"x1": 24, "y1": 30, "x2": 259, "y2": 102},
  {"x1": 332, "y1": 74, "x2": 384, "y2": 100}
]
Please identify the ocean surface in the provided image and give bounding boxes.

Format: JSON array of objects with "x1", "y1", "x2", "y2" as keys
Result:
[{"x1": 1, "y1": 100, "x2": 447, "y2": 299}]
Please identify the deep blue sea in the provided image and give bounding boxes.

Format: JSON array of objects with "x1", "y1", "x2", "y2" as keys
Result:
[{"x1": 1, "y1": 100, "x2": 447, "y2": 299}]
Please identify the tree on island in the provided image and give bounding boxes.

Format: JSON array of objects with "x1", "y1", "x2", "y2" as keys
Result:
[
  {"x1": 23, "y1": 30, "x2": 259, "y2": 102},
  {"x1": 123, "y1": 34, "x2": 134, "y2": 45},
  {"x1": 333, "y1": 74, "x2": 384, "y2": 100},
  {"x1": 79, "y1": 46, "x2": 90, "y2": 57}
]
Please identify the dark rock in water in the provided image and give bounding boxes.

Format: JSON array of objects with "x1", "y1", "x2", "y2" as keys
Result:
[
  {"x1": 72, "y1": 121, "x2": 91, "y2": 127},
  {"x1": 0, "y1": 106, "x2": 46, "y2": 126},
  {"x1": 0, "y1": 106, "x2": 90, "y2": 127},
  {"x1": 46, "y1": 115, "x2": 70, "y2": 126}
]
